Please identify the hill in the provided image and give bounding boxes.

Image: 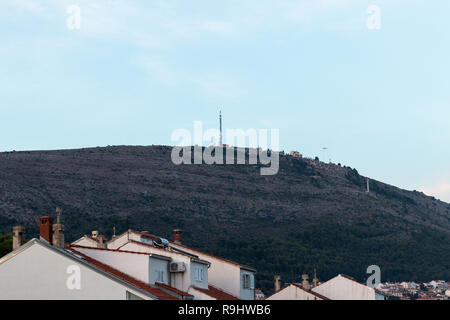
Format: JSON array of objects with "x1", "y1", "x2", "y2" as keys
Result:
[{"x1": 0, "y1": 145, "x2": 449, "y2": 294}]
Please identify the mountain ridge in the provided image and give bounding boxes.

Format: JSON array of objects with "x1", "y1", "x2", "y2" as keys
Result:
[{"x1": 0, "y1": 145, "x2": 449, "y2": 293}]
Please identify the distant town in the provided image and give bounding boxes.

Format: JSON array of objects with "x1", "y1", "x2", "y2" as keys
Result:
[
  {"x1": 256, "y1": 280, "x2": 450, "y2": 301},
  {"x1": 375, "y1": 280, "x2": 450, "y2": 300}
]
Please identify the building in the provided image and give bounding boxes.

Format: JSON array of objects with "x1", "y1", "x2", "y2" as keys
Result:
[
  {"x1": 255, "y1": 289, "x2": 266, "y2": 300},
  {"x1": 168, "y1": 234, "x2": 256, "y2": 300},
  {"x1": 73, "y1": 229, "x2": 255, "y2": 300},
  {"x1": 0, "y1": 238, "x2": 176, "y2": 300},
  {"x1": 0, "y1": 212, "x2": 255, "y2": 300},
  {"x1": 290, "y1": 150, "x2": 301, "y2": 158},
  {"x1": 266, "y1": 283, "x2": 328, "y2": 300},
  {"x1": 311, "y1": 274, "x2": 386, "y2": 300},
  {"x1": 265, "y1": 273, "x2": 387, "y2": 300}
]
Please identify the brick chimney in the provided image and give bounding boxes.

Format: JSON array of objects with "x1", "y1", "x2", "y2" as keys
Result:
[
  {"x1": 274, "y1": 275, "x2": 281, "y2": 293},
  {"x1": 173, "y1": 229, "x2": 182, "y2": 244},
  {"x1": 12, "y1": 226, "x2": 25, "y2": 250},
  {"x1": 39, "y1": 216, "x2": 54, "y2": 244}
]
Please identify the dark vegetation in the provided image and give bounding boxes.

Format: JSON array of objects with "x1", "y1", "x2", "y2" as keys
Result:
[
  {"x1": 0, "y1": 234, "x2": 12, "y2": 258},
  {"x1": 0, "y1": 145, "x2": 449, "y2": 294}
]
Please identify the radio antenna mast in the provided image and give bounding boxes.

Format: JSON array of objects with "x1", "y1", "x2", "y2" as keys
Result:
[{"x1": 219, "y1": 110, "x2": 223, "y2": 146}]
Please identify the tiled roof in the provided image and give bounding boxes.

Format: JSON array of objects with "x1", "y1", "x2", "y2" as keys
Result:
[
  {"x1": 125, "y1": 240, "x2": 210, "y2": 265},
  {"x1": 169, "y1": 242, "x2": 256, "y2": 272},
  {"x1": 291, "y1": 283, "x2": 330, "y2": 300},
  {"x1": 193, "y1": 285, "x2": 240, "y2": 300},
  {"x1": 70, "y1": 244, "x2": 171, "y2": 260},
  {"x1": 154, "y1": 282, "x2": 194, "y2": 298},
  {"x1": 106, "y1": 230, "x2": 158, "y2": 244},
  {"x1": 72, "y1": 235, "x2": 99, "y2": 244},
  {"x1": 137, "y1": 231, "x2": 159, "y2": 239},
  {"x1": 126, "y1": 239, "x2": 193, "y2": 257},
  {"x1": 106, "y1": 229, "x2": 255, "y2": 271},
  {"x1": 67, "y1": 248, "x2": 178, "y2": 300},
  {"x1": 339, "y1": 274, "x2": 358, "y2": 282}
]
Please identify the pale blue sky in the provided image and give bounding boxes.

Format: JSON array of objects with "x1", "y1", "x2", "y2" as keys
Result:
[{"x1": 1, "y1": 0, "x2": 449, "y2": 202}]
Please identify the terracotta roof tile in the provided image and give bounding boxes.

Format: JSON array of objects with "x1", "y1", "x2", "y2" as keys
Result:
[
  {"x1": 70, "y1": 244, "x2": 171, "y2": 260},
  {"x1": 170, "y1": 242, "x2": 255, "y2": 271},
  {"x1": 112, "y1": 230, "x2": 255, "y2": 272},
  {"x1": 126, "y1": 240, "x2": 210, "y2": 265},
  {"x1": 127, "y1": 239, "x2": 194, "y2": 258},
  {"x1": 193, "y1": 285, "x2": 240, "y2": 300},
  {"x1": 67, "y1": 248, "x2": 178, "y2": 300},
  {"x1": 154, "y1": 282, "x2": 194, "y2": 298}
]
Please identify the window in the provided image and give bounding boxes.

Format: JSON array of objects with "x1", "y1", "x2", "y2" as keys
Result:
[
  {"x1": 195, "y1": 267, "x2": 204, "y2": 282},
  {"x1": 156, "y1": 269, "x2": 164, "y2": 283},
  {"x1": 243, "y1": 274, "x2": 254, "y2": 289}
]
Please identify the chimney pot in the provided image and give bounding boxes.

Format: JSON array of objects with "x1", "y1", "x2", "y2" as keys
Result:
[
  {"x1": 39, "y1": 217, "x2": 54, "y2": 244},
  {"x1": 91, "y1": 230, "x2": 99, "y2": 239},
  {"x1": 173, "y1": 229, "x2": 182, "y2": 244},
  {"x1": 12, "y1": 226, "x2": 25, "y2": 250}
]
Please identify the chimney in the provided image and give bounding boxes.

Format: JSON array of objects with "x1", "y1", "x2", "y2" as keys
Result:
[
  {"x1": 91, "y1": 230, "x2": 99, "y2": 239},
  {"x1": 97, "y1": 234, "x2": 106, "y2": 248},
  {"x1": 111, "y1": 226, "x2": 117, "y2": 240},
  {"x1": 173, "y1": 229, "x2": 182, "y2": 244},
  {"x1": 12, "y1": 226, "x2": 25, "y2": 250},
  {"x1": 52, "y1": 207, "x2": 64, "y2": 249},
  {"x1": 274, "y1": 275, "x2": 281, "y2": 293},
  {"x1": 312, "y1": 269, "x2": 319, "y2": 288},
  {"x1": 39, "y1": 216, "x2": 54, "y2": 244},
  {"x1": 302, "y1": 274, "x2": 309, "y2": 290}
]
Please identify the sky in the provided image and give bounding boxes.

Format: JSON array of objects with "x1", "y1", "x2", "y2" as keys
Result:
[{"x1": 0, "y1": 0, "x2": 449, "y2": 202}]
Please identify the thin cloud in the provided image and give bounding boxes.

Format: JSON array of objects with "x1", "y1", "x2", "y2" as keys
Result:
[{"x1": 422, "y1": 183, "x2": 450, "y2": 202}]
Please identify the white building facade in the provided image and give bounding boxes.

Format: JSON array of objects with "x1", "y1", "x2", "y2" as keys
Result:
[{"x1": 0, "y1": 239, "x2": 173, "y2": 300}]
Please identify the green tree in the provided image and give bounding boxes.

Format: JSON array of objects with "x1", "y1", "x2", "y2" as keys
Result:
[{"x1": 0, "y1": 234, "x2": 12, "y2": 258}]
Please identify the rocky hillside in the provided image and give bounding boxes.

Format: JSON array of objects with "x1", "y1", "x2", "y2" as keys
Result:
[{"x1": 0, "y1": 146, "x2": 449, "y2": 293}]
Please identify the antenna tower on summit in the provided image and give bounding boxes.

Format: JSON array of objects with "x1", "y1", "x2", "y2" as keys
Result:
[{"x1": 219, "y1": 110, "x2": 223, "y2": 146}]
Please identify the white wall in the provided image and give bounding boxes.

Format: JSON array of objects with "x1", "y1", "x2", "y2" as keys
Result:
[
  {"x1": 110, "y1": 235, "x2": 254, "y2": 299},
  {"x1": 120, "y1": 241, "x2": 193, "y2": 292},
  {"x1": 73, "y1": 247, "x2": 152, "y2": 284},
  {"x1": 0, "y1": 242, "x2": 151, "y2": 300},
  {"x1": 170, "y1": 243, "x2": 244, "y2": 299},
  {"x1": 267, "y1": 284, "x2": 324, "y2": 300},
  {"x1": 106, "y1": 232, "x2": 140, "y2": 249},
  {"x1": 71, "y1": 236, "x2": 98, "y2": 248},
  {"x1": 312, "y1": 275, "x2": 376, "y2": 300}
]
